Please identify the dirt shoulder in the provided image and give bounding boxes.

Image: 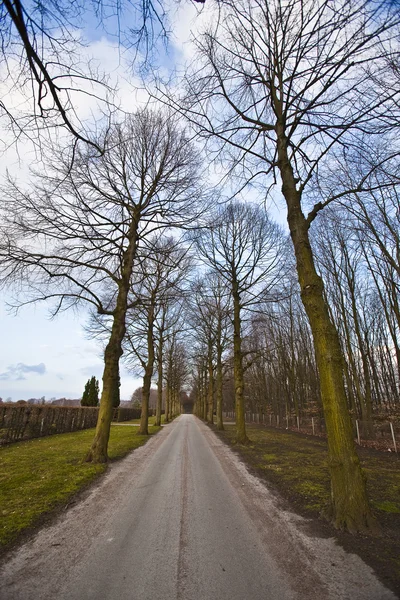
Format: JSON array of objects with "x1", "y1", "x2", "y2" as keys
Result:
[{"x1": 212, "y1": 423, "x2": 400, "y2": 598}]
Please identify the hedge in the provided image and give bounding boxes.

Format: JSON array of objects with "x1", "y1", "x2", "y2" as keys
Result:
[{"x1": 0, "y1": 405, "x2": 155, "y2": 445}]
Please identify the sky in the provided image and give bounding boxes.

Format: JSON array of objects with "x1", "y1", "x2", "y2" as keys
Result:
[
  {"x1": 0, "y1": 1, "x2": 289, "y2": 402},
  {"x1": 0, "y1": 0, "x2": 213, "y2": 402}
]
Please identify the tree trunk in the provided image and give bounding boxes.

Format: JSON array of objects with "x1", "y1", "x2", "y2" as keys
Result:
[
  {"x1": 198, "y1": 364, "x2": 204, "y2": 418},
  {"x1": 85, "y1": 320, "x2": 124, "y2": 463},
  {"x1": 139, "y1": 304, "x2": 155, "y2": 435},
  {"x1": 277, "y1": 128, "x2": 376, "y2": 532},
  {"x1": 233, "y1": 286, "x2": 248, "y2": 444},
  {"x1": 216, "y1": 321, "x2": 224, "y2": 431},
  {"x1": 350, "y1": 294, "x2": 374, "y2": 439},
  {"x1": 164, "y1": 382, "x2": 170, "y2": 423},
  {"x1": 139, "y1": 367, "x2": 151, "y2": 435},
  {"x1": 203, "y1": 366, "x2": 208, "y2": 420},
  {"x1": 207, "y1": 347, "x2": 214, "y2": 424},
  {"x1": 86, "y1": 215, "x2": 139, "y2": 463},
  {"x1": 155, "y1": 339, "x2": 163, "y2": 427},
  {"x1": 168, "y1": 384, "x2": 173, "y2": 421}
]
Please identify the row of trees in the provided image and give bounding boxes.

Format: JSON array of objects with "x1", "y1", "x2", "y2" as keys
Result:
[
  {"x1": 1, "y1": 0, "x2": 400, "y2": 534},
  {"x1": 0, "y1": 109, "x2": 203, "y2": 462},
  {"x1": 167, "y1": 0, "x2": 400, "y2": 533}
]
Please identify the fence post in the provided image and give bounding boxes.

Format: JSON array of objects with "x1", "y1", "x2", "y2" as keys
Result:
[
  {"x1": 312, "y1": 417, "x2": 315, "y2": 436},
  {"x1": 297, "y1": 416, "x2": 300, "y2": 431},
  {"x1": 355, "y1": 419, "x2": 361, "y2": 445},
  {"x1": 269, "y1": 414, "x2": 272, "y2": 426},
  {"x1": 390, "y1": 423, "x2": 397, "y2": 453},
  {"x1": 286, "y1": 415, "x2": 289, "y2": 429},
  {"x1": 277, "y1": 414, "x2": 280, "y2": 427}
]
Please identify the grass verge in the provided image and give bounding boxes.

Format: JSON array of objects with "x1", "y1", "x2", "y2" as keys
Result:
[
  {"x1": 0, "y1": 424, "x2": 160, "y2": 549},
  {"x1": 214, "y1": 423, "x2": 400, "y2": 596},
  {"x1": 114, "y1": 415, "x2": 170, "y2": 425}
]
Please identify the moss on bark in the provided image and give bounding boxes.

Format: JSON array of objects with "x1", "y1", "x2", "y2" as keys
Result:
[{"x1": 277, "y1": 126, "x2": 377, "y2": 532}]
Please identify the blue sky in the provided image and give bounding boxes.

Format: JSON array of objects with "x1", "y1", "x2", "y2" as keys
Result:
[
  {"x1": 0, "y1": 1, "x2": 288, "y2": 402},
  {"x1": 0, "y1": 301, "x2": 141, "y2": 401},
  {"x1": 0, "y1": 1, "x2": 208, "y2": 401}
]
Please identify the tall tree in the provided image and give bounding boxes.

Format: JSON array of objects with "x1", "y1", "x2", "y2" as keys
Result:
[
  {"x1": 0, "y1": 108, "x2": 202, "y2": 462},
  {"x1": 81, "y1": 376, "x2": 100, "y2": 407},
  {"x1": 124, "y1": 235, "x2": 193, "y2": 434},
  {"x1": 193, "y1": 201, "x2": 288, "y2": 443},
  {"x1": 165, "y1": 0, "x2": 400, "y2": 532},
  {"x1": 187, "y1": 272, "x2": 231, "y2": 429}
]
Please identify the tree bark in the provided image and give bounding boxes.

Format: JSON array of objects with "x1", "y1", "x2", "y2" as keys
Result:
[
  {"x1": 155, "y1": 339, "x2": 163, "y2": 427},
  {"x1": 164, "y1": 382, "x2": 170, "y2": 423},
  {"x1": 233, "y1": 285, "x2": 248, "y2": 444},
  {"x1": 86, "y1": 215, "x2": 139, "y2": 463},
  {"x1": 216, "y1": 317, "x2": 224, "y2": 431},
  {"x1": 207, "y1": 345, "x2": 214, "y2": 424},
  {"x1": 277, "y1": 126, "x2": 376, "y2": 532},
  {"x1": 85, "y1": 319, "x2": 124, "y2": 463},
  {"x1": 168, "y1": 384, "x2": 173, "y2": 421},
  {"x1": 139, "y1": 300, "x2": 155, "y2": 435}
]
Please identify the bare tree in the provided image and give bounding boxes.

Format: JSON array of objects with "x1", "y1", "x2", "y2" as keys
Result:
[
  {"x1": 124, "y1": 234, "x2": 193, "y2": 434},
  {"x1": 0, "y1": 0, "x2": 181, "y2": 151},
  {"x1": 190, "y1": 343, "x2": 209, "y2": 420},
  {"x1": 161, "y1": 0, "x2": 400, "y2": 531},
  {"x1": 187, "y1": 272, "x2": 231, "y2": 429},
  {"x1": 0, "y1": 107, "x2": 203, "y2": 462},
  {"x1": 164, "y1": 327, "x2": 188, "y2": 420},
  {"x1": 187, "y1": 277, "x2": 218, "y2": 425},
  {"x1": 193, "y1": 200, "x2": 288, "y2": 443}
]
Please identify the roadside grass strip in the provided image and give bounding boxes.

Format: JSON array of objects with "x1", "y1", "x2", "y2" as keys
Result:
[
  {"x1": 0, "y1": 425, "x2": 160, "y2": 547},
  {"x1": 218, "y1": 424, "x2": 400, "y2": 518}
]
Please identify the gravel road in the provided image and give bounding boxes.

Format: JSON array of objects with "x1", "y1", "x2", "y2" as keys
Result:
[{"x1": 0, "y1": 415, "x2": 396, "y2": 600}]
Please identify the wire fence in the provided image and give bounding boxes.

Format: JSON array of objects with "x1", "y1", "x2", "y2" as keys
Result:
[{"x1": 223, "y1": 411, "x2": 398, "y2": 453}]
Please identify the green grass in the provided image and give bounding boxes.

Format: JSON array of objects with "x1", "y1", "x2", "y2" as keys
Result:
[
  {"x1": 0, "y1": 424, "x2": 160, "y2": 547},
  {"x1": 218, "y1": 424, "x2": 400, "y2": 517},
  {"x1": 220, "y1": 425, "x2": 332, "y2": 512},
  {"x1": 117, "y1": 414, "x2": 168, "y2": 425}
]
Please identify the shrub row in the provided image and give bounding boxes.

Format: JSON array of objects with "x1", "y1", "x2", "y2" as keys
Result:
[
  {"x1": 0, "y1": 404, "x2": 155, "y2": 445},
  {"x1": 113, "y1": 407, "x2": 155, "y2": 422}
]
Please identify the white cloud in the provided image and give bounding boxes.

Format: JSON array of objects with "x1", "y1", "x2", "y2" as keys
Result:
[
  {"x1": 0, "y1": 13, "x2": 217, "y2": 403},
  {"x1": 0, "y1": 362, "x2": 46, "y2": 381}
]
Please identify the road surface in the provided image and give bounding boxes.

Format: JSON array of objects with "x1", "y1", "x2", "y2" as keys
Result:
[{"x1": 0, "y1": 415, "x2": 396, "y2": 600}]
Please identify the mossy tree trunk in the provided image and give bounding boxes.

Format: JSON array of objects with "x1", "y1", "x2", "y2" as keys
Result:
[
  {"x1": 164, "y1": 382, "x2": 170, "y2": 423},
  {"x1": 207, "y1": 343, "x2": 214, "y2": 424},
  {"x1": 233, "y1": 284, "x2": 248, "y2": 444},
  {"x1": 86, "y1": 216, "x2": 139, "y2": 463},
  {"x1": 276, "y1": 125, "x2": 376, "y2": 531},
  {"x1": 216, "y1": 316, "x2": 224, "y2": 431},
  {"x1": 139, "y1": 300, "x2": 155, "y2": 435},
  {"x1": 155, "y1": 338, "x2": 163, "y2": 427},
  {"x1": 85, "y1": 318, "x2": 124, "y2": 463}
]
